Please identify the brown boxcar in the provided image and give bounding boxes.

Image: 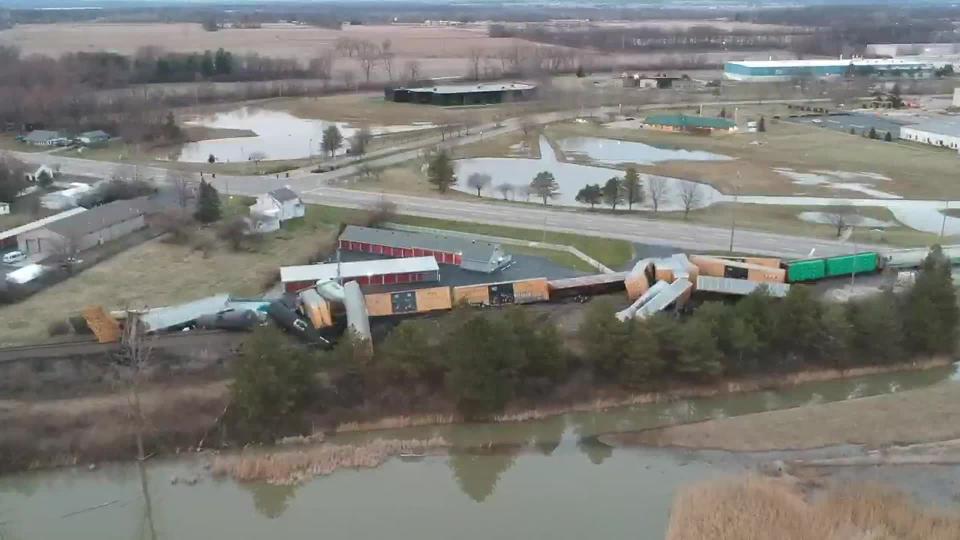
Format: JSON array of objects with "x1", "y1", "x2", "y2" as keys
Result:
[
  {"x1": 453, "y1": 278, "x2": 550, "y2": 306},
  {"x1": 365, "y1": 286, "x2": 453, "y2": 317},
  {"x1": 83, "y1": 305, "x2": 122, "y2": 344}
]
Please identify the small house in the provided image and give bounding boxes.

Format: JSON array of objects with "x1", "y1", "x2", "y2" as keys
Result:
[
  {"x1": 78, "y1": 130, "x2": 111, "y2": 146},
  {"x1": 24, "y1": 130, "x2": 68, "y2": 147},
  {"x1": 0, "y1": 202, "x2": 9, "y2": 216},
  {"x1": 250, "y1": 187, "x2": 304, "y2": 224}
]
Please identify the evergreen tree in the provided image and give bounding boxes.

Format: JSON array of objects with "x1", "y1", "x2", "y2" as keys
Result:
[
  {"x1": 194, "y1": 179, "x2": 222, "y2": 223},
  {"x1": 36, "y1": 169, "x2": 53, "y2": 189},
  {"x1": 321, "y1": 125, "x2": 343, "y2": 157},
  {"x1": 602, "y1": 176, "x2": 625, "y2": 211},
  {"x1": 377, "y1": 319, "x2": 440, "y2": 384},
  {"x1": 621, "y1": 321, "x2": 664, "y2": 385},
  {"x1": 850, "y1": 127, "x2": 856, "y2": 135},
  {"x1": 675, "y1": 316, "x2": 723, "y2": 378},
  {"x1": 848, "y1": 292, "x2": 903, "y2": 364},
  {"x1": 200, "y1": 50, "x2": 215, "y2": 78},
  {"x1": 529, "y1": 171, "x2": 560, "y2": 205},
  {"x1": 575, "y1": 65, "x2": 586, "y2": 78},
  {"x1": 575, "y1": 184, "x2": 602, "y2": 209},
  {"x1": 229, "y1": 326, "x2": 317, "y2": 440},
  {"x1": 869, "y1": 127, "x2": 879, "y2": 139},
  {"x1": 884, "y1": 131, "x2": 893, "y2": 142},
  {"x1": 427, "y1": 150, "x2": 457, "y2": 192},
  {"x1": 757, "y1": 116, "x2": 766, "y2": 132},
  {"x1": 902, "y1": 246, "x2": 959, "y2": 356},
  {"x1": 774, "y1": 285, "x2": 823, "y2": 360},
  {"x1": 820, "y1": 303, "x2": 854, "y2": 369},
  {"x1": 624, "y1": 166, "x2": 643, "y2": 210},
  {"x1": 214, "y1": 48, "x2": 233, "y2": 75},
  {"x1": 504, "y1": 308, "x2": 566, "y2": 387},
  {"x1": 445, "y1": 314, "x2": 520, "y2": 419},
  {"x1": 719, "y1": 107, "x2": 727, "y2": 119},
  {"x1": 578, "y1": 300, "x2": 631, "y2": 378}
]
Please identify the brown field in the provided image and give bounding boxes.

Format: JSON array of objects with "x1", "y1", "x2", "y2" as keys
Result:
[
  {"x1": 0, "y1": 22, "x2": 797, "y2": 81},
  {"x1": 612, "y1": 381, "x2": 960, "y2": 452},
  {"x1": 0, "y1": 221, "x2": 337, "y2": 346},
  {"x1": 668, "y1": 476, "x2": 960, "y2": 540}
]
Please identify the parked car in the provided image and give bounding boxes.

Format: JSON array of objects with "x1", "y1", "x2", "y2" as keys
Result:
[{"x1": 2, "y1": 251, "x2": 26, "y2": 264}]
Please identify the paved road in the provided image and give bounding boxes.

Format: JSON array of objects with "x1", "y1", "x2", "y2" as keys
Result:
[{"x1": 8, "y1": 98, "x2": 870, "y2": 259}]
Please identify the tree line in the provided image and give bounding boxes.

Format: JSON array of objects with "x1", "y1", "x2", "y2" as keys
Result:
[{"x1": 230, "y1": 247, "x2": 958, "y2": 439}]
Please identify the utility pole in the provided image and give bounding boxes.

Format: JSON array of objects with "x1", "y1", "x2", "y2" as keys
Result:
[{"x1": 728, "y1": 173, "x2": 740, "y2": 253}]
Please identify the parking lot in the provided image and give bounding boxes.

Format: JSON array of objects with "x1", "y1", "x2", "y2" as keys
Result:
[{"x1": 789, "y1": 112, "x2": 910, "y2": 138}]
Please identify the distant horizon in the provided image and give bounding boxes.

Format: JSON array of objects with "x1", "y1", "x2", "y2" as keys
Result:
[{"x1": 1, "y1": 0, "x2": 955, "y2": 7}]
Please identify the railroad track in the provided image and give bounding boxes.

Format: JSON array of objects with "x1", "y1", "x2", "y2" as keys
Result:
[{"x1": 0, "y1": 330, "x2": 235, "y2": 363}]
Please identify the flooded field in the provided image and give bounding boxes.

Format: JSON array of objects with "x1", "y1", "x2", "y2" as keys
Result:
[
  {"x1": 1, "y1": 364, "x2": 954, "y2": 540},
  {"x1": 558, "y1": 136, "x2": 733, "y2": 166},
  {"x1": 177, "y1": 107, "x2": 433, "y2": 163},
  {"x1": 453, "y1": 137, "x2": 721, "y2": 211}
]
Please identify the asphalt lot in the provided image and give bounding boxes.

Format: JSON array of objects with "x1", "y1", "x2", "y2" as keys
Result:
[{"x1": 788, "y1": 112, "x2": 910, "y2": 138}]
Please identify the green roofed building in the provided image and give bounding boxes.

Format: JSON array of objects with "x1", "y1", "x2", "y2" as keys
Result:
[{"x1": 642, "y1": 114, "x2": 737, "y2": 134}]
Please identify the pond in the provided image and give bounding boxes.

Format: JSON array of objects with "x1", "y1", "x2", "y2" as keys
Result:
[
  {"x1": 453, "y1": 137, "x2": 723, "y2": 211},
  {"x1": 1, "y1": 364, "x2": 955, "y2": 540},
  {"x1": 176, "y1": 107, "x2": 434, "y2": 163},
  {"x1": 557, "y1": 136, "x2": 733, "y2": 166}
]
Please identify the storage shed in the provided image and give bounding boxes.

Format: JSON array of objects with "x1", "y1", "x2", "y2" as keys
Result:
[
  {"x1": 280, "y1": 256, "x2": 440, "y2": 293},
  {"x1": 338, "y1": 225, "x2": 511, "y2": 273}
]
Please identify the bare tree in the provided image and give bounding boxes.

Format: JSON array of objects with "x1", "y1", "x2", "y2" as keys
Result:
[
  {"x1": 338, "y1": 70, "x2": 357, "y2": 91},
  {"x1": 380, "y1": 39, "x2": 395, "y2": 81},
  {"x1": 248, "y1": 151, "x2": 267, "y2": 174},
  {"x1": 403, "y1": 60, "x2": 422, "y2": 83},
  {"x1": 350, "y1": 127, "x2": 373, "y2": 156},
  {"x1": 218, "y1": 216, "x2": 250, "y2": 251},
  {"x1": 467, "y1": 48, "x2": 484, "y2": 80},
  {"x1": 648, "y1": 176, "x2": 669, "y2": 213},
  {"x1": 357, "y1": 41, "x2": 381, "y2": 83},
  {"x1": 166, "y1": 169, "x2": 193, "y2": 209},
  {"x1": 517, "y1": 185, "x2": 531, "y2": 202},
  {"x1": 824, "y1": 206, "x2": 856, "y2": 238},
  {"x1": 154, "y1": 208, "x2": 194, "y2": 244},
  {"x1": 679, "y1": 182, "x2": 702, "y2": 219},
  {"x1": 309, "y1": 50, "x2": 336, "y2": 80},
  {"x1": 466, "y1": 173, "x2": 492, "y2": 197},
  {"x1": 496, "y1": 183, "x2": 515, "y2": 201}
]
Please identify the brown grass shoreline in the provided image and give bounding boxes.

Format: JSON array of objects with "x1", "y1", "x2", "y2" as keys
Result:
[{"x1": 0, "y1": 357, "x2": 951, "y2": 475}]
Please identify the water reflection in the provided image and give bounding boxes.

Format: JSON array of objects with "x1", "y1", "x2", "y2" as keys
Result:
[
  {"x1": 176, "y1": 107, "x2": 433, "y2": 163},
  {"x1": 452, "y1": 136, "x2": 722, "y2": 210},
  {"x1": 243, "y1": 482, "x2": 299, "y2": 519},
  {"x1": 558, "y1": 136, "x2": 733, "y2": 166},
  {"x1": 448, "y1": 447, "x2": 518, "y2": 503}
]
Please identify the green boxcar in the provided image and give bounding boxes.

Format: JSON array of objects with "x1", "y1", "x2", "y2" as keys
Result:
[
  {"x1": 824, "y1": 252, "x2": 878, "y2": 278},
  {"x1": 785, "y1": 258, "x2": 826, "y2": 282}
]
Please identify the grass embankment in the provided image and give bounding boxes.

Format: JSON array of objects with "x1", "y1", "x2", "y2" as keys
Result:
[
  {"x1": 668, "y1": 476, "x2": 960, "y2": 540},
  {"x1": 306, "y1": 203, "x2": 635, "y2": 271},
  {"x1": 546, "y1": 119, "x2": 960, "y2": 199},
  {"x1": 672, "y1": 204, "x2": 939, "y2": 248},
  {"x1": 612, "y1": 377, "x2": 960, "y2": 452}
]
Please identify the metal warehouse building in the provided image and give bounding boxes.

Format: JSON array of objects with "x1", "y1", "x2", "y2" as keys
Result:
[
  {"x1": 724, "y1": 59, "x2": 934, "y2": 81},
  {"x1": 280, "y1": 257, "x2": 440, "y2": 292},
  {"x1": 384, "y1": 82, "x2": 537, "y2": 106},
  {"x1": 899, "y1": 117, "x2": 960, "y2": 150},
  {"x1": 338, "y1": 225, "x2": 512, "y2": 273}
]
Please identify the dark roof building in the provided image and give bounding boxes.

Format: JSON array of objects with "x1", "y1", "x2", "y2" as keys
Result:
[
  {"x1": 338, "y1": 225, "x2": 512, "y2": 273},
  {"x1": 643, "y1": 114, "x2": 737, "y2": 133},
  {"x1": 385, "y1": 82, "x2": 537, "y2": 106},
  {"x1": 17, "y1": 197, "x2": 153, "y2": 258},
  {"x1": 268, "y1": 187, "x2": 300, "y2": 202}
]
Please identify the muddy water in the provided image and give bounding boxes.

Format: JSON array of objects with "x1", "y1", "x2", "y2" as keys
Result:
[{"x1": 1, "y1": 365, "x2": 955, "y2": 540}]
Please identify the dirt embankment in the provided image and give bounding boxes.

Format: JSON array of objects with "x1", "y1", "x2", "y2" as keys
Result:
[{"x1": 605, "y1": 368, "x2": 960, "y2": 452}]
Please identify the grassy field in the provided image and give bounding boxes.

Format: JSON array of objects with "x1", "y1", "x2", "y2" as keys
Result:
[
  {"x1": 0, "y1": 215, "x2": 338, "y2": 346},
  {"x1": 674, "y1": 203, "x2": 939, "y2": 248},
  {"x1": 668, "y1": 476, "x2": 960, "y2": 540},
  {"x1": 546, "y1": 118, "x2": 960, "y2": 199},
  {"x1": 618, "y1": 382, "x2": 960, "y2": 451},
  {"x1": 307, "y1": 204, "x2": 635, "y2": 270}
]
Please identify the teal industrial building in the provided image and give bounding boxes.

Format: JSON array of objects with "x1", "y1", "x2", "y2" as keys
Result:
[
  {"x1": 724, "y1": 59, "x2": 934, "y2": 82},
  {"x1": 384, "y1": 82, "x2": 537, "y2": 106}
]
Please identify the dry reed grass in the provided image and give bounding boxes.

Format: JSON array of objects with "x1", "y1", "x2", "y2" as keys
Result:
[
  {"x1": 667, "y1": 476, "x2": 960, "y2": 540},
  {"x1": 211, "y1": 437, "x2": 450, "y2": 485}
]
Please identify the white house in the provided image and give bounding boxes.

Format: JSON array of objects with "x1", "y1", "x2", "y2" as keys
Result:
[
  {"x1": 0, "y1": 202, "x2": 9, "y2": 216},
  {"x1": 249, "y1": 187, "x2": 304, "y2": 224}
]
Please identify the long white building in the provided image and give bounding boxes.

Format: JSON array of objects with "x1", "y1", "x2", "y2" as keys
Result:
[
  {"x1": 899, "y1": 117, "x2": 960, "y2": 150},
  {"x1": 724, "y1": 58, "x2": 934, "y2": 82}
]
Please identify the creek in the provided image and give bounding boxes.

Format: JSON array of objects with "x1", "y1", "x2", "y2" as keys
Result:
[{"x1": 1, "y1": 365, "x2": 955, "y2": 540}]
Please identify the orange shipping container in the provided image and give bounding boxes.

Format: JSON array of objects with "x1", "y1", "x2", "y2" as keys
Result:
[
  {"x1": 364, "y1": 293, "x2": 395, "y2": 317},
  {"x1": 717, "y1": 256, "x2": 782, "y2": 269},
  {"x1": 654, "y1": 265, "x2": 674, "y2": 283},
  {"x1": 747, "y1": 267, "x2": 786, "y2": 284},
  {"x1": 415, "y1": 287, "x2": 453, "y2": 312},
  {"x1": 690, "y1": 255, "x2": 727, "y2": 278},
  {"x1": 453, "y1": 285, "x2": 490, "y2": 306},
  {"x1": 625, "y1": 273, "x2": 650, "y2": 301},
  {"x1": 512, "y1": 278, "x2": 550, "y2": 304},
  {"x1": 82, "y1": 305, "x2": 122, "y2": 344}
]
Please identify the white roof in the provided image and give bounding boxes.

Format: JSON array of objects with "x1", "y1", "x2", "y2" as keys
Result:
[
  {"x1": 281, "y1": 256, "x2": 439, "y2": 283},
  {"x1": 403, "y1": 82, "x2": 536, "y2": 94},
  {"x1": 5, "y1": 264, "x2": 46, "y2": 284},
  {"x1": 728, "y1": 58, "x2": 932, "y2": 68},
  {"x1": 0, "y1": 207, "x2": 87, "y2": 242}
]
